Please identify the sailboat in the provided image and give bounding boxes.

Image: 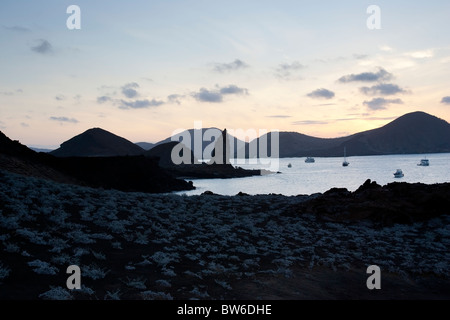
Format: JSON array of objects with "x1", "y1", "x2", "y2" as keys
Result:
[{"x1": 342, "y1": 147, "x2": 349, "y2": 167}]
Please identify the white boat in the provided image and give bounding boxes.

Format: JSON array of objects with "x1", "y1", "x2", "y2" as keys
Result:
[
  {"x1": 418, "y1": 158, "x2": 429, "y2": 166},
  {"x1": 342, "y1": 147, "x2": 349, "y2": 167},
  {"x1": 393, "y1": 169, "x2": 404, "y2": 178},
  {"x1": 305, "y1": 157, "x2": 315, "y2": 163}
]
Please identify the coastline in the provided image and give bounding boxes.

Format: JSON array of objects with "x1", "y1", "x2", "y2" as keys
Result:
[{"x1": 1, "y1": 169, "x2": 449, "y2": 300}]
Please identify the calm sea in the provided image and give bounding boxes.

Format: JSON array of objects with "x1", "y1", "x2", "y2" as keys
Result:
[{"x1": 175, "y1": 153, "x2": 450, "y2": 196}]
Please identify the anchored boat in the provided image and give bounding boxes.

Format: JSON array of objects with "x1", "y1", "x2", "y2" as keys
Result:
[{"x1": 394, "y1": 169, "x2": 404, "y2": 178}]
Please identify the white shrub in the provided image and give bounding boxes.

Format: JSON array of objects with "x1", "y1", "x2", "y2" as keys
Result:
[
  {"x1": 111, "y1": 241, "x2": 122, "y2": 249},
  {"x1": 4, "y1": 242, "x2": 20, "y2": 253},
  {"x1": 48, "y1": 238, "x2": 69, "y2": 253},
  {"x1": 91, "y1": 251, "x2": 106, "y2": 260},
  {"x1": 0, "y1": 263, "x2": 11, "y2": 281},
  {"x1": 104, "y1": 289, "x2": 122, "y2": 300},
  {"x1": 16, "y1": 228, "x2": 47, "y2": 245},
  {"x1": 21, "y1": 250, "x2": 31, "y2": 257},
  {"x1": 51, "y1": 254, "x2": 71, "y2": 265},
  {"x1": 214, "y1": 279, "x2": 232, "y2": 290},
  {"x1": 90, "y1": 233, "x2": 114, "y2": 240},
  {"x1": 124, "y1": 277, "x2": 147, "y2": 290},
  {"x1": 67, "y1": 230, "x2": 95, "y2": 244},
  {"x1": 190, "y1": 286, "x2": 210, "y2": 299},
  {"x1": 0, "y1": 215, "x2": 20, "y2": 229},
  {"x1": 134, "y1": 232, "x2": 148, "y2": 245},
  {"x1": 83, "y1": 264, "x2": 109, "y2": 280},
  {"x1": 73, "y1": 247, "x2": 90, "y2": 257},
  {"x1": 162, "y1": 267, "x2": 176, "y2": 277},
  {"x1": 155, "y1": 279, "x2": 171, "y2": 288},
  {"x1": 39, "y1": 286, "x2": 73, "y2": 300},
  {"x1": 152, "y1": 251, "x2": 173, "y2": 267},
  {"x1": 28, "y1": 260, "x2": 59, "y2": 275},
  {"x1": 141, "y1": 290, "x2": 173, "y2": 300}
]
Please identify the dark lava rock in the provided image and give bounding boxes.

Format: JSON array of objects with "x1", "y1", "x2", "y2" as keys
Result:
[{"x1": 289, "y1": 180, "x2": 450, "y2": 226}]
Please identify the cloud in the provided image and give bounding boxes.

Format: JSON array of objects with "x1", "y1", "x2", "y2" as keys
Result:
[
  {"x1": 363, "y1": 116, "x2": 397, "y2": 121},
  {"x1": 214, "y1": 59, "x2": 249, "y2": 73},
  {"x1": 275, "y1": 61, "x2": 304, "y2": 80},
  {"x1": 97, "y1": 96, "x2": 112, "y2": 104},
  {"x1": 360, "y1": 83, "x2": 406, "y2": 96},
  {"x1": 121, "y1": 82, "x2": 140, "y2": 98},
  {"x1": 49, "y1": 116, "x2": 79, "y2": 123},
  {"x1": 338, "y1": 67, "x2": 392, "y2": 83},
  {"x1": 335, "y1": 115, "x2": 397, "y2": 121},
  {"x1": 380, "y1": 45, "x2": 393, "y2": 52},
  {"x1": 292, "y1": 120, "x2": 329, "y2": 125},
  {"x1": 1, "y1": 89, "x2": 23, "y2": 96},
  {"x1": 407, "y1": 50, "x2": 433, "y2": 59},
  {"x1": 266, "y1": 115, "x2": 292, "y2": 119},
  {"x1": 353, "y1": 54, "x2": 368, "y2": 60},
  {"x1": 219, "y1": 85, "x2": 248, "y2": 95},
  {"x1": 167, "y1": 94, "x2": 184, "y2": 105},
  {"x1": 315, "y1": 103, "x2": 336, "y2": 106},
  {"x1": 31, "y1": 39, "x2": 53, "y2": 54},
  {"x1": 192, "y1": 88, "x2": 223, "y2": 103},
  {"x1": 3, "y1": 25, "x2": 30, "y2": 32},
  {"x1": 119, "y1": 99, "x2": 164, "y2": 109},
  {"x1": 55, "y1": 95, "x2": 66, "y2": 101},
  {"x1": 363, "y1": 98, "x2": 403, "y2": 110},
  {"x1": 307, "y1": 88, "x2": 335, "y2": 100},
  {"x1": 441, "y1": 96, "x2": 450, "y2": 105},
  {"x1": 192, "y1": 85, "x2": 248, "y2": 103}
]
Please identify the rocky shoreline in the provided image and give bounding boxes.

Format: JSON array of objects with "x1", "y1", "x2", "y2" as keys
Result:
[{"x1": 1, "y1": 169, "x2": 449, "y2": 300}]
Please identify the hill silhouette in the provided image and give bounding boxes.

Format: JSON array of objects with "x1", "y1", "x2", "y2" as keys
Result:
[
  {"x1": 253, "y1": 111, "x2": 450, "y2": 157},
  {"x1": 0, "y1": 131, "x2": 37, "y2": 157},
  {"x1": 145, "y1": 133, "x2": 262, "y2": 179},
  {"x1": 0, "y1": 131, "x2": 193, "y2": 193},
  {"x1": 145, "y1": 141, "x2": 198, "y2": 168},
  {"x1": 345, "y1": 111, "x2": 450, "y2": 155},
  {"x1": 135, "y1": 142, "x2": 155, "y2": 151},
  {"x1": 51, "y1": 128, "x2": 144, "y2": 157},
  {"x1": 154, "y1": 127, "x2": 248, "y2": 160},
  {"x1": 146, "y1": 112, "x2": 450, "y2": 158}
]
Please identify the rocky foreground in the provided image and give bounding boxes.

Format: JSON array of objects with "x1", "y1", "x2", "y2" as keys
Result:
[{"x1": 0, "y1": 169, "x2": 449, "y2": 300}]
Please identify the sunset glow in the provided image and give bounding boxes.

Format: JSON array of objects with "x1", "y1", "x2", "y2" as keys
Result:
[{"x1": 1, "y1": 0, "x2": 449, "y2": 148}]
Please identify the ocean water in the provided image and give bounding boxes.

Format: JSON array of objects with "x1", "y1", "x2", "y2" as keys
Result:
[{"x1": 176, "y1": 153, "x2": 450, "y2": 196}]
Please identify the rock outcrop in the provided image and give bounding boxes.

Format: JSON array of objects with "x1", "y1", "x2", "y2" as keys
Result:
[{"x1": 289, "y1": 179, "x2": 450, "y2": 226}]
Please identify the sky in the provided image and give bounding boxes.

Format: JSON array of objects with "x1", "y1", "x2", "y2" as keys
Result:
[{"x1": 1, "y1": 0, "x2": 450, "y2": 149}]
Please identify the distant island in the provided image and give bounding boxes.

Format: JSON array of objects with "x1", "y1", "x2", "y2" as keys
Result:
[
  {"x1": 45, "y1": 111, "x2": 450, "y2": 159},
  {"x1": 2, "y1": 111, "x2": 450, "y2": 194},
  {"x1": 0, "y1": 127, "x2": 262, "y2": 194},
  {"x1": 140, "y1": 111, "x2": 450, "y2": 158}
]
